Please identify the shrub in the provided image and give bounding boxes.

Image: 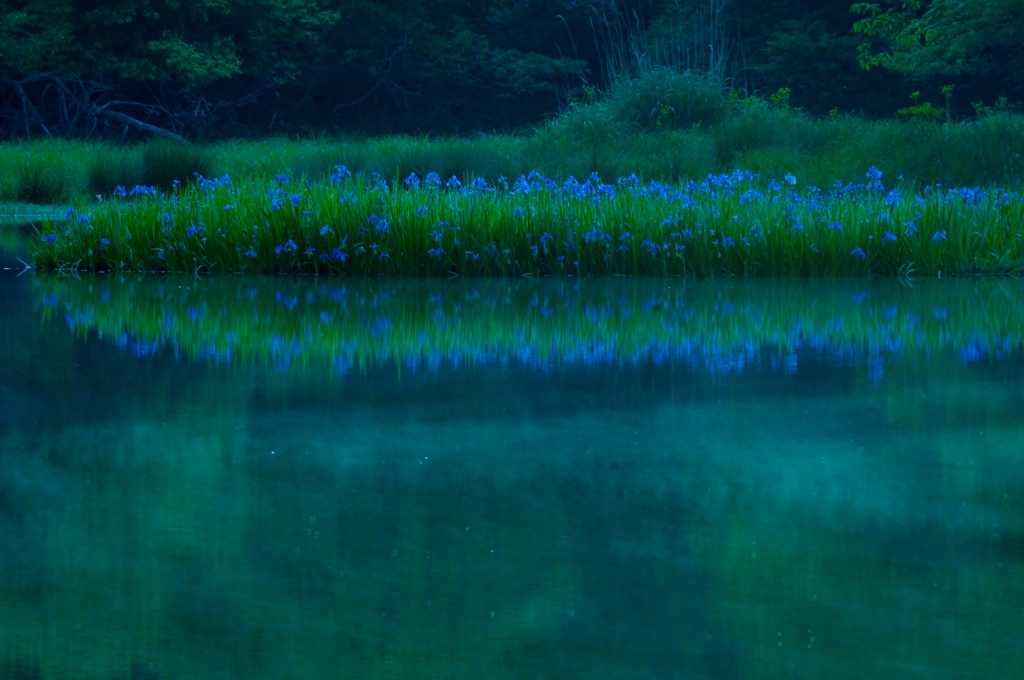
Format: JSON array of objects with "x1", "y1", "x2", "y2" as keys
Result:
[{"x1": 603, "y1": 68, "x2": 729, "y2": 132}]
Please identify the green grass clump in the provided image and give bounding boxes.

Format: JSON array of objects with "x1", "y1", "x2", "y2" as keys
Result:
[
  {"x1": 86, "y1": 145, "x2": 144, "y2": 197},
  {"x1": 30, "y1": 167, "x2": 1024, "y2": 276},
  {"x1": 4, "y1": 71, "x2": 1024, "y2": 205},
  {"x1": 141, "y1": 139, "x2": 214, "y2": 190}
]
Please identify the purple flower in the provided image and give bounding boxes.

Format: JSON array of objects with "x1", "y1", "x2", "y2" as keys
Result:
[
  {"x1": 274, "y1": 240, "x2": 298, "y2": 256},
  {"x1": 369, "y1": 214, "x2": 390, "y2": 233},
  {"x1": 851, "y1": 247, "x2": 867, "y2": 259},
  {"x1": 330, "y1": 165, "x2": 351, "y2": 183}
]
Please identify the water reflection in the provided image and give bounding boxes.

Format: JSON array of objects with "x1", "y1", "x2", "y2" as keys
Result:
[
  {"x1": 2, "y1": 274, "x2": 1023, "y2": 679},
  {"x1": 31, "y1": 275, "x2": 1024, "y2": 379}
]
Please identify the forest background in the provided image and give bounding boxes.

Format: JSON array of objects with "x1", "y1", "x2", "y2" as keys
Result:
[{"x1": 2, "y1": 0, "x2": 1022, "y2": 140}]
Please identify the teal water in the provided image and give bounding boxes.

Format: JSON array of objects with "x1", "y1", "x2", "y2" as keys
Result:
[{"x1": 1, "y1": 272, "x2": 1023, "y2": 679}]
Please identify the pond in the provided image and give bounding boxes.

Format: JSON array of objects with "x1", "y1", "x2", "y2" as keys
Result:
[{"x1": 1, "y1": 268, "x2": 1022, "y2": 679}]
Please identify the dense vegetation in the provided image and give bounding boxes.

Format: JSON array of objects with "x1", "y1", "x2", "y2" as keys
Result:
[
  {"x1": 5, "y1": 1, "x2": 1023, "y2": 277},
  {"x1": 4, "y1": 66, "x2": 1024, "y2": 207},
  {"x1": 31, "y1": 161, "x2": 1024, "y2": 276},
  {"x1": 3, "y1": 0, "x2": 1022, "y2": 138}
]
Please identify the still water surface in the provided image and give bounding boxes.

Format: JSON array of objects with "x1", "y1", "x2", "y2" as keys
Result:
[{"x1": 1, "y1": 271, "x2": 1023, "y2": 679}]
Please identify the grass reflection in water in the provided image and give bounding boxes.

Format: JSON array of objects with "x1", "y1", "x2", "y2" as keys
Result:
[{"x1": 33, "y1": 275, "x2": 1024, "y2": 376}]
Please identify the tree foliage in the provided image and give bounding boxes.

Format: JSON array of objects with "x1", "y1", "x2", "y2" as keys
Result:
[
  {"x1": 1, "y1": 0, "x2": 340, "y2": 85},
  {"x1": 0, "y1": 0, "x2": 1022, "y2": 139},
  {"x1": 852, "y1": 0, "x2": 1024, "y2": 84}
]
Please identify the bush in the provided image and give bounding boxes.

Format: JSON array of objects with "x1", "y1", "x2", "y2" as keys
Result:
[{"x1": 603, "y1": 68, "x2": 729, "y2": 132}]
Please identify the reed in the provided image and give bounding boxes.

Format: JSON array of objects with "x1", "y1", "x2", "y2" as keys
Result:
[{"x1": 30, "y1": 166, "x2": 1024, "y2": 276}]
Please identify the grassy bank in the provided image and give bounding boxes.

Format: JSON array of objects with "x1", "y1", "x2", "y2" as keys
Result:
[
  {"x1": 3, "y1": 71, "x2": 1024, "y2": 208},
  {"x1": 31, "y1": 166, "x2": 1024, "y2": 276}
]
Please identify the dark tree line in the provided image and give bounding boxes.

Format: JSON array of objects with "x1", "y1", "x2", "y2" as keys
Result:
[{"x1": 1, "y1": 0, "x2": 1022, "y2": 140}]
